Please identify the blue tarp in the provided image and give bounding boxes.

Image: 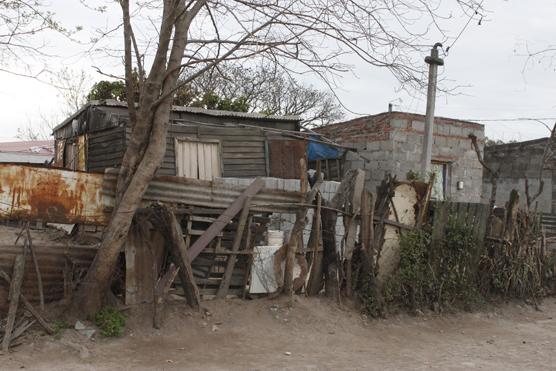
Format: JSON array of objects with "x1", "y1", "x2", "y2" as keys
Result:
[{"x1": 307, "y1": 136, "x2": 344, "y2": 161}]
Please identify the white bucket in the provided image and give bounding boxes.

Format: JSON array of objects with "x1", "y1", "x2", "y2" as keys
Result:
[{"x1": 267, "y1": 230, "x2": 284, "y2": 246}]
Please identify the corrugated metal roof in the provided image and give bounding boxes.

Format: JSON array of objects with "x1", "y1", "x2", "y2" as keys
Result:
[
  {"x1": 0, "y1": 152, "x2": 52, "y2": 164},
  {"x1": 0, "y1": 140, "x2": 54, "y2": 154},
  {"x1": 52, "y1": 99, "x2": 301, "y2": 133}
]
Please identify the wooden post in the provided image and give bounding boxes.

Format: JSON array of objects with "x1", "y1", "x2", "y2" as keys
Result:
[
  {"x1": 216, "y1": 197, "x2": 252, "y2": 299},
  {"x1": 2, "y1": 254, "x2": 26, "y2": 351},
  {"x1": 25, "y1": 227, "x2": 44, "y2": 311},
  {"x1": 153, "y1": 263, "x2": 179, "y2": 329},
  {"x1": 167, "y1": 210, "x2": 201, "y2": 310},
  {"x1": 0, "y1": 270, "x2": 54, "y2": 335},
  {"x1": 322, "y1": 207, "x2": 339, "y2": 299},
  {"x1": 306, "y1": 192, "x2": 323, "y2": 296},
  {"x1": 283, "y1": 179, "x2": 322, "y2": 296}
]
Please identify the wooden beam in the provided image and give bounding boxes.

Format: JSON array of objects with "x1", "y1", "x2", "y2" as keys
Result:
[
  {"x1": 283, "y1": 179, "x2": 323, "y2": 295},
  {"x1": 306, "y1": 192, "x2": 323, "y2": 296},
  {"x1": 2, "y1": 254, "x2": 26, "y2": 351},
  {"x1": 166, "y1": 209, "x2": 201, "y2": 310},
  {"x1": 0, "y1": 270, "x2": 54, "y2": 336},
  {"x1": 25, "y1": 227, "x2": 44, "y2": 311},
  {"x1": 188, "y1": 178, "x2": 265, "y2": 261},
  {"x1": 216, "y1": 197, "x2": 252, "y2": 299}
]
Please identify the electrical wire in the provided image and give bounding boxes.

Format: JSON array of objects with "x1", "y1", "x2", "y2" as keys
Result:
[
  {"x1": 462, "y1": 117, "x2": 556, "y2": 123},
  {"x1": 445, "y1": 0, "x2": 486, "y2": 55}
]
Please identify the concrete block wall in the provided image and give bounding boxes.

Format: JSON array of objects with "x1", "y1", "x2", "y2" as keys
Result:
[
  {"x1": 483, "y1": 138, "x2": 555, "y2": 212},
  {"x1": 316, "y1": 112, "x2": 485, "y2": 202}
]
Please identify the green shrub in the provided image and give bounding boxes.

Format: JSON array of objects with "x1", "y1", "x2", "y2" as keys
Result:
[
  {"x1": 52, "y1": 319, "x2": 71, "y2": 338},
  {"x1": 94, "y1": 307, "x2": 126, "y2": 337}
]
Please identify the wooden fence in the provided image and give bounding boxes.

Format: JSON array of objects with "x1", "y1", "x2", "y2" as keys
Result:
[
  {"x1": 541, "y1": 213, "x2": 556, "y2": 238},
  {"x1": 430, "y1": 201, "x2": 490, "y2": 246}
]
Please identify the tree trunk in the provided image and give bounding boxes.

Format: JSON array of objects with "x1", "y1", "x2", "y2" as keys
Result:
[
  {"x1": 72, "y1": 117, "x2": 169, "y2": 317},
  {"x1": 71, "y1": 1, "x2": 200, "y2": 317}
]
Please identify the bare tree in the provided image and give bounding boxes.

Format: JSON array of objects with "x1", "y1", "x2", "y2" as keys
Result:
[
  {"x1": 178, "y1": 63, "x2": 344, "y2": 126},
  {"x1": 71, "y1": 0, "x2": 485, "y2": 316},
  {"x1": 51, "y1": 68, "x2": 91, "y2": 115},
  {"x1": 0, "y1": 1, "x2": 79, "y2": 78},
  {"x1": 16, "y1": 111, "x2": 59, "y2": 140}
]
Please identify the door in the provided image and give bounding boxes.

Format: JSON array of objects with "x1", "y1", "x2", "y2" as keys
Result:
[
  {"x1": 431, "y1": 162, "x2": 449, "y2": 200},
  {"x1": 175, "y1": 138, "x2": 221, "y2": 180}
]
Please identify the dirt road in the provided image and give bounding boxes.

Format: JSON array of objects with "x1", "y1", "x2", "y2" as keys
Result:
[{"x1": 2, "y1": 296, "x2": 556, "y2": 370}]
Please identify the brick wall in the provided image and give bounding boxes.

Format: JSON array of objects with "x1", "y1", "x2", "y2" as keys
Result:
[{"x1": 316, "y1": 112, "x2": 485, "y2": 202}]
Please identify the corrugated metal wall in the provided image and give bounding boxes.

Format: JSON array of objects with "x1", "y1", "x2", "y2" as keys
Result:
[
  {"x1": 54, "y1": 105, "x2": 304, "y2": 178},
  {"x1": 159, "y1": 123, "x2": 268, "y2": 178},
  {"x1": 87, "y1": 127, "x2": 126, "y2": 173}
]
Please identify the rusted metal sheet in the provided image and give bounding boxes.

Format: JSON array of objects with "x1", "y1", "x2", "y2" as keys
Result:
[
  {"x1": 0, "y1": 244, "x2": 98, "y2": 312},
  {"x1": 0, "y1": 164, "x2": 304, "y2": 225},
  {"x1": 0, "y1": 164, "x2": 109, "y2": 225},
  {"x1": 268, "y1": 140, "x2": 307, "y2": 179}
]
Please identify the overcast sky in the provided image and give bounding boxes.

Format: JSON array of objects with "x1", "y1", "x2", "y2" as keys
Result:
[{"x1": 1, "y1": 0, "x2": 555, "y2": 142}]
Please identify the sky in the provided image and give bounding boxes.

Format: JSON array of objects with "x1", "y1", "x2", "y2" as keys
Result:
[{"x1": 1, "y1": 0, "x2": 556, "y2": 142}]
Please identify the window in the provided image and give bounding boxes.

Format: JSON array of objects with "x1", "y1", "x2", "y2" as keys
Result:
[
  {"x1": 174, "y1": 138, "x2": 221, "y2": 180},
  {"x1": 431, "y1": 162, "x2": 450, "y2": 200}
]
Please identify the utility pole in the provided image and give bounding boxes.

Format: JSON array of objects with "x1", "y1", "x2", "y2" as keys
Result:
[{"x1": 420, "y1": 43, "x2": 444, "y2": 178}]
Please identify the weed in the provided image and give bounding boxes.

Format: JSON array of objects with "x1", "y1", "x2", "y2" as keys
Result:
[
  {"x1": 52, "y1": 319, "x2": 71, "y2": 338},
  {"x1": 94, "y1": 307, "x2": 126, "y2": 337}
]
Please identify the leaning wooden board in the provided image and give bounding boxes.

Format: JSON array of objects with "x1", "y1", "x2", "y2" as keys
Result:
[{"x1": 188, "y1": 178, "x2": 265, "y2": 261}]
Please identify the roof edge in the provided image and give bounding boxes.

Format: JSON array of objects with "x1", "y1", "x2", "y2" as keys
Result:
[{"x1": 53, "y1": 99, "x2": 301, "y2": 133}]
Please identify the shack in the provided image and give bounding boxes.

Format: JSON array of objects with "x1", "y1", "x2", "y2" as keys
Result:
[
  {"x1": 51, "y1": 99, "x2": 308, "y2": 180},
  {"x1": 314, "y1": 110, "x2": 485, "y2": 202}
]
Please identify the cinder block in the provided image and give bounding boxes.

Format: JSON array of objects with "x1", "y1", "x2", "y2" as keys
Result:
[
  {"x1": 366, "y1": 141, "x2": 380, "y2": 151},
  {"x1": 390, "y1": 119, "x2": 408, "y2": 129},
  {"x1": 390, "y1": 131, "x2": 408, "y2": 142},
  {"x1": 412, "y1": 120, "x2": 425, "y2": 131},
  {"x1": 379, "y1": 140, "x2": 394, "y2": 151},
  {"x1": 449, "y1": 125, "x2": 463, "y2": 136}
]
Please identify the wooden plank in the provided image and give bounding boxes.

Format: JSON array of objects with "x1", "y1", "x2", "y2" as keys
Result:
[
  {"x1": 216, "y1": 197, "x2": 251, "y2": 299},
  {"x1": 223, "y1": 158, "x2": 266, "y2": 166},
  {"x1": 282, "y1": 179, "x2": 323, "y2": 295},
  {"x1": 306, "y1": 192, "x2": 323, "y2": 296},
  {"x1": 25, "y1": 227, "x2": 44, "y2": 311},
  {"x1": 2, "y1": 254, "x2": 25, "y2": 351},
  {"x1": 188, "y1": 178, "x2": 265, "y2": 261},
  {"x1": 165, "y1": 210, "x2": 201, "y2": 310},
  {"x1": 222, "y1": 147, "x2": 265, "y2": 154},
  {"x1": 344, "y1": 169, "x2": 366, "y2": 260},
  {"x1": 431, "y1": 202, "x2": 449, "y2": 248},
  {"x1": 0, "y1": 270, "x2": 54, "y2": 336}
]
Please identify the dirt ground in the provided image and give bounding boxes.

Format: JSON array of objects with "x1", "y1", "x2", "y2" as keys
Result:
[{"x1": 2, "y1": 295, "x2": 556, "y2": 370}]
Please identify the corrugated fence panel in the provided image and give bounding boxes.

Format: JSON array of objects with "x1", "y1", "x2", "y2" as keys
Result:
[
  {"x1": 0, "y1": 244, "x2": 98, "y2": 311},
  {"x1": 0, "y1": 164, "x2": 305, "y2": 224},
  {"x1": 103, "y1": 170, "x2": 304, "y2": 213}
]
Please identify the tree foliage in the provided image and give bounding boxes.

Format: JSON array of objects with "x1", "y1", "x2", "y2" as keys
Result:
[{"x1": 87, "y1": 80, "x2": 127, "y2": 102}]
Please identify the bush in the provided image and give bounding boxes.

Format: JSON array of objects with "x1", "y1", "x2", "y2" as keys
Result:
[{"x1": 94, "y1": 307, "x2": 126, "y2": 337}]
